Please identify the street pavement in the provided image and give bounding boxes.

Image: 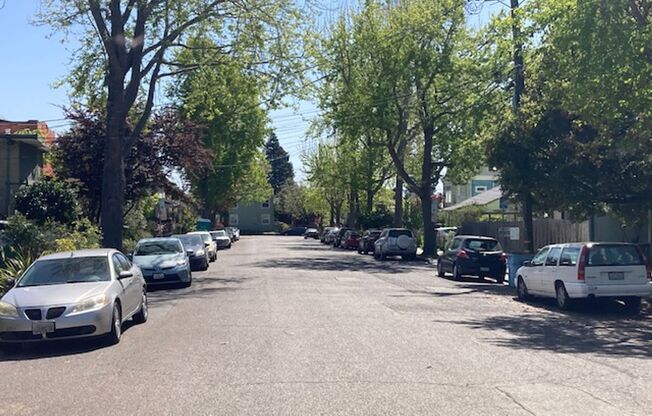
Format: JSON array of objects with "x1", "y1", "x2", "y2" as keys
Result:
[{"x1": 1, "y1": 236, "x2": 651, "y2": 415}]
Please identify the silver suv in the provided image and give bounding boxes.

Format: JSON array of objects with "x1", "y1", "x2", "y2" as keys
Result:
[{"x1": 374, "y1": 228, "x2": 417, "y2": 261}]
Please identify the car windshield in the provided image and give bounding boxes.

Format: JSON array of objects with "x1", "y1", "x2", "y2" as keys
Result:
[
  {"x1": 135, "y1": 240, "x2": 183, "y2": 256},
  {"x1": 174, "y1": 235, "x2": 203, "y2": 247},
  {"x1": 388, "y1": 230, "x2": 412, "y2": 238},
  {"x1": 18, "y1": 257, "x2": 110, "y2": 287},
  {"x1": 211, "y1": 230, "x2": 227, "y2": 238},
  {"x1": 587, "y1": 245, "x2": 644, "y2": 266},
  {"x1": 464, "y1": 239, "x2": 501, "y2": 252}
]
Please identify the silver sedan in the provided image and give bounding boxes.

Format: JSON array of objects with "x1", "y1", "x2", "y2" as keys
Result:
[{"x1": 0, "y1": 249, "x2": 147, "y2": 353}]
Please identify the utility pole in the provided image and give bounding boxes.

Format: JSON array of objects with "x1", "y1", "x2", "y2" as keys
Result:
[{"x1": 509, "y1": 0, "x2": 534, "y2": 253}]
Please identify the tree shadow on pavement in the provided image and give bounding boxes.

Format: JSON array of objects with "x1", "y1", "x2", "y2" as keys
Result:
[
  {"x1": 147, "y1": 275, "x2": 244, "y2": 306},
  {"x1": 252, "y1": 255, "x2": 433, "y2": 275},
  {"x1": 442, "y1": 299, "x2": 652, "y2": 358}
]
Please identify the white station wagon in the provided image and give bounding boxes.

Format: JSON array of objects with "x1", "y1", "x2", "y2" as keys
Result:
[{"x1": 516, "y1": 242, "x2": 652, "y2": 313}]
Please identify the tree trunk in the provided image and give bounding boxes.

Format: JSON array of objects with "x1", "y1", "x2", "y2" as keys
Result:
[
  {"x1": 393, "y1": 175, "x2": 403, "y2": 227},
  {"x1": 329, "y1": 202, "x2": 334, "y2": 226},
  {"x1": 100, "y1": 76, "x2": 127, "y2": 250},
  {"x1": 522, "y1": 193, "x2": 534, "y2": 253},
  {"x1": 420, "y1": 191, "x2": 436, "y2": 257}
]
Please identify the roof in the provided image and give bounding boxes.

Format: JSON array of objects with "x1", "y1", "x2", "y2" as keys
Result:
[
  {"x1": 39, "y1": 248, "x2": 116, "y2": 260},
  {"x1": 137, "y1": 237, "x2": 181, "y2": 243},
  {"x1": 442, "y1": 186, "x2": 503, "y2": 211}
]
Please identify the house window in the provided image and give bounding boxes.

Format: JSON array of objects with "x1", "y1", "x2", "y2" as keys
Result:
[
  {"x1": 445, "y1": 192, "x2": 452, "y2": 204},
  {"x1": 229, "y1": 214, "x2": 239, "y2": 226},
  {"x1": 261, "y1": 214, "x2": 270, "y2": 225},
  {"x1": 261, "y1": 200, "x2": 270, "y2": 209},
  {"x1": 474, "y1": 186, "x2": 487, "y2": 193}
]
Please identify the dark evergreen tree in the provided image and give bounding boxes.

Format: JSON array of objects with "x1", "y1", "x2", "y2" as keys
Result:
[{"x1": 264, "y1": 133, "x2": 295, "y2": 194}]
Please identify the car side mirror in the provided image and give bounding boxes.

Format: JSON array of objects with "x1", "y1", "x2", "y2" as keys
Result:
[
  {"x1": 205, "y1": 243, "x2": 210, "y2": 247},
  {"x1": 522, "y1": 261, "x2": 531, "y2": 267},
  {"x1": 126, "y1": 254, "x2": 133, "y2": 261},
  {"x1": 118, "y1": 271, "x2": 133, "y2": 279},
  {"x1": 7, "y1": 278, "x2": 16, "y2": 287},
  {"x1": 186, "y1": 249, "x2": 195, "y2": 256}
]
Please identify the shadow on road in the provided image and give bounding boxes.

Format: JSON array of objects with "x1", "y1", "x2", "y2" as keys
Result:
[{"x1": 442, "y1": 299, "x2": 652, "y2": 358}]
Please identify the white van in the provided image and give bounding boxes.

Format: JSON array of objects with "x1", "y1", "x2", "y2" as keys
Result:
[{"x1": 516, "y1": 242, "x2": 652, "y2": 313}]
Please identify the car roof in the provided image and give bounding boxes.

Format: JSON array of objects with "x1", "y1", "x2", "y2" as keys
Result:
[
  {"x1": 454, "y1": 235, "x2": 498, "y2": 240},
  {"x1": 137, "y1": 237, "x2": 181, "y2": 244},
  {"x1": 38, "y1": 248, "x2": 116, "y2": 261},
  {"x1": 543, "y1": 241, "x2": 637, "y2": 248},
  {"x1": 188, "y1": 231, "x2": 210, "y2": 235}
]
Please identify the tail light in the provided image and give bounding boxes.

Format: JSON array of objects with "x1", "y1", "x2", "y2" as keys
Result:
[
  {"x1": 635, "y1": 246, "x2": 652, "y2": 280},
  {"x1": 577, "y1": 245, "x2": 589, "y2": 281},
  {"x1": 457, "y1": 250, "x2": 469, "y2": 259},
  {"x1": 500, "y1": 252, "x2": 507, "y2": 263}
]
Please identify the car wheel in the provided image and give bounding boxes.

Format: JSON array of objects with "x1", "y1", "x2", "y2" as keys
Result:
[
  {"x1": 495, "y1": 274, "x2": 505, "y2": 284},
  {"x1": 452, "y1": 264, "x2": 462, "y2": 281},
  {"x1": 623, "y1": 296, "x2": 642, "y2": 315},
  {"x1": 106, "y1": 303, "x2": 122, "y2": 345},
  {"x1": 184, "y1": 272, "x2": 193, "y2": 288},
  {"x1": 132, "y1": 290, "x2": 148, "y2": 324},
  {"x1": 555, "y1": 282, "x2": 573, "y2": 310},
  {"x1": 437, "y1": 261, "x2": 445, "y2": 278},
  {"x1": 379, "y1": 249, "x2": 386, "y2": 261},
  {"x1": 516, "y1": 277, "x2": 529, "y2": 301}
]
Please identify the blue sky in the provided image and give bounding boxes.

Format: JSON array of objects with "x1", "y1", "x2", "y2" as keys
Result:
[{"x1": 0, "y1": 1, "x2": 502, "y2": 182}]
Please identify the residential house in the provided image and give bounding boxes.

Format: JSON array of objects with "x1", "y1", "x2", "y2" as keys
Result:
[
  {"x1": 443, "y1": 166, "x2": 498, "y2": 207},
  {"x1": 0, "y1": 120, "x2": 54, "y2": 218},
  {"x1": 227, "y1": 197, "x2": 274, "y2": 234}
]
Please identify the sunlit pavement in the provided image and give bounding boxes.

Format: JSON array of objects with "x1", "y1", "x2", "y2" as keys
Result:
[{"x1": 1, "y1": 236, "x2": 650, "y2": 415}]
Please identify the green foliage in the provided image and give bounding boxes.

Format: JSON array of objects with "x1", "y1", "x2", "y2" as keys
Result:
[
  {"x1": 359, "y1": 206, "x2": 393, "y2": 230},
  {"x1": 265, "y1": 133, "x2": 295, "y2": 194},
  {"x1": 0, "y1": 247, "x2": 39, "y2": 295},
  {"x1": 14, "y1": 178, "x2": 80, "y2": 225}
]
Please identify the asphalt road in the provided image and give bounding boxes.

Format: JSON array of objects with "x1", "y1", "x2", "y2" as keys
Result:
[{"x1": 1, "y1": 236, "x2": 651, "y2": 415}]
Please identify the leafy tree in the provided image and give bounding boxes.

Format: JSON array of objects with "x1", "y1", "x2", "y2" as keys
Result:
[
  {"x1": 173, "y1": 43, "x2": 272, "y2": 220},
  {"x1": 265, "y1": 133, "x2": 295, "y2": 194},
  {"x1": 53, "y1": 107, "x2": 211, "y2": 221},
  {"x1": 14, "y1": 178, "x2": 79, "y2": 224},
  {"x1": 304, "y1": 143, "x2": 347, "y2": 226},
  {"x1": 38, "y1": 0, "x2": 304, "y2": 249}
]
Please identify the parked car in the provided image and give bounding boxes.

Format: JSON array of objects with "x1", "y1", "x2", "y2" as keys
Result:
[
  {"x1": 172, "y1": 234, "x2": 209, "y2": 271},
  {"x1": 281, "y1": 226, "x2": 308, "y2": 236},
  {"x1": 515, "y1": 242, "x2": 652, "y2": 313},
  {"x1": 226, "y1": 227, "x2": 240, "y2": 241},
  {"x1": 133, "y1": 238, "x2": 192, "y2": 288},
  {"x1": 320, "y1": 227, "x2": 336, "y2": 243},
  {"x1": 341, "y1": 230, "x2": 361, "y2": 249},
  {"x1": 323, "y1": 228, "x2": 339, "y2": 245},
  {"x1": 304, "y1": 228, "x2": 320, "y2": 239},
  {"x1": 333, "y1": 227, "x2": 352, "y2": 248},
  {"x1": 210, "y1": 230, "x2": 232, "y2": 249},
  {"x1": 187, "y1": 231, "x2": 218, "y2": 261},
  {"x1": 437, "y1": 235, "x2": 506, "y2": 283},
  {"x1": 0, "y1": 249, "x2": 147, "y2": 353},
  {"x1": 374, "y1": 228, "x2": 417, "y2": 260},
  {"x1": 358, "y1": 229, "x2": 382, "y2": 254}
]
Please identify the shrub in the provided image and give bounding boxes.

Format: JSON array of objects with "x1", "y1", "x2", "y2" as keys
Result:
[
  {"x1": 14, "y1": 178, "x2": 80, "y2": 225},
  {"x1": 0, "y1": 247, "x2": 40, "y2": 296}
]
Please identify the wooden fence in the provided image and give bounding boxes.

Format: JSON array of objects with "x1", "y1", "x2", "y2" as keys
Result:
[{"x1": 459, "y1": 219, "x2": 590, "y2": 253}]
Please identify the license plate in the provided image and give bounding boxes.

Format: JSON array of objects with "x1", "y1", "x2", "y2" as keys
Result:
[
  {"x1": 32, "y1": 321, "x2": 55, "y2": 335},
  {"x1": 608, "y1": 272, "x2": 624, "y2": 280},
  {"x1": 480, "y1": 267, "x2": 490, "y2": 272},
  {"x1": 153, "y1": 273, "x2": 165, "y2": 280}
]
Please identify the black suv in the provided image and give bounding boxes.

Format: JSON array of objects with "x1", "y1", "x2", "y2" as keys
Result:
[
  {"x1": 357, "y1": 229, "x2": 382, "y2": 254},
  {"x1": 437, "y1": 235, "x2": 507, "y2": 283},
  {"x1": 333, "y1": 227, "x2": 352, "y2": 248}
]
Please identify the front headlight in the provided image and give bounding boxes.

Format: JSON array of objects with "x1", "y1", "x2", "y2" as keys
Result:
[
  {"x1": 196, "y1": 249, "x2": 205, "y2": 256},
  {"x1": 176, "y1": 259, "x2": 187, "y2": 266},
  {"x1": 71, "y1": 294, "x2": 109, "y2": 314},
  {"x1": 0, "y1": 301, "x2": 18, "y2": 318}
]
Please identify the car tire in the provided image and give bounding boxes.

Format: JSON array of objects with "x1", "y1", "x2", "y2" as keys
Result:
[
  {"x1": 452, "y1": 264, "x2": 462, "y2": 281},
  {"x1": 516, "y1": 277, "x2": 529, "y2": 301},
  {"x1": 623, "y1": 297, "x2": 642, "y2": 315},
  {"x1": 106, "y1": 303, "x2": 122, "y2": 345},
  {"x1": 184, "y1": 272, "x2": 193, "y2": 288},
  {"x1": 379, "y1": 250, "x2": 386, "y2": 261},
  {"x1": 555, "y1": 282, "x2": 573, "y2": 310},
  {"x1": 437, "y1": 261, "x2": 445, "y2": 278},
  {"x1": 495, "y1": 274, "x2": 505, "y2": 284},
  {"x1": 132, "y1": 290, "x2": 148, "y2": 324}
]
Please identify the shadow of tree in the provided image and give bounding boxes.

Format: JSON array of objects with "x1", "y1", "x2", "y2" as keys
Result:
[
  {"x1": 441, "y1": 299, "x2": 652, "y2": 357},
  {"x1": 251, "y1": 254, "x2": 433, "y2": 275}
]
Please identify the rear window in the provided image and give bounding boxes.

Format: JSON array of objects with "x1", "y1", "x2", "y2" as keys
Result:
[
  {"x1": 464, "y1": 239, "x2": 501, "y2": 252},
  {"x1": 174, "y1": 235, "x2": 203, "y2": 247},
  {"x1": 587, "y1": 245, "x2": 644, "y2": 267},
  {"x1": 210, "y1": 231, "x2": 227, "y2": 238},
  {"x1": 389, "y1": 230, "x2": 413, "y2": 238}
]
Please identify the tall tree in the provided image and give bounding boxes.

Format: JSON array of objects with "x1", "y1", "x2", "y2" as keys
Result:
[
  {"x1": 39, "y1": 0, "x2": 303, "y2": 249},
  {"x1": 265, "y1": 133, "x2": 295, "y2": 194}
]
